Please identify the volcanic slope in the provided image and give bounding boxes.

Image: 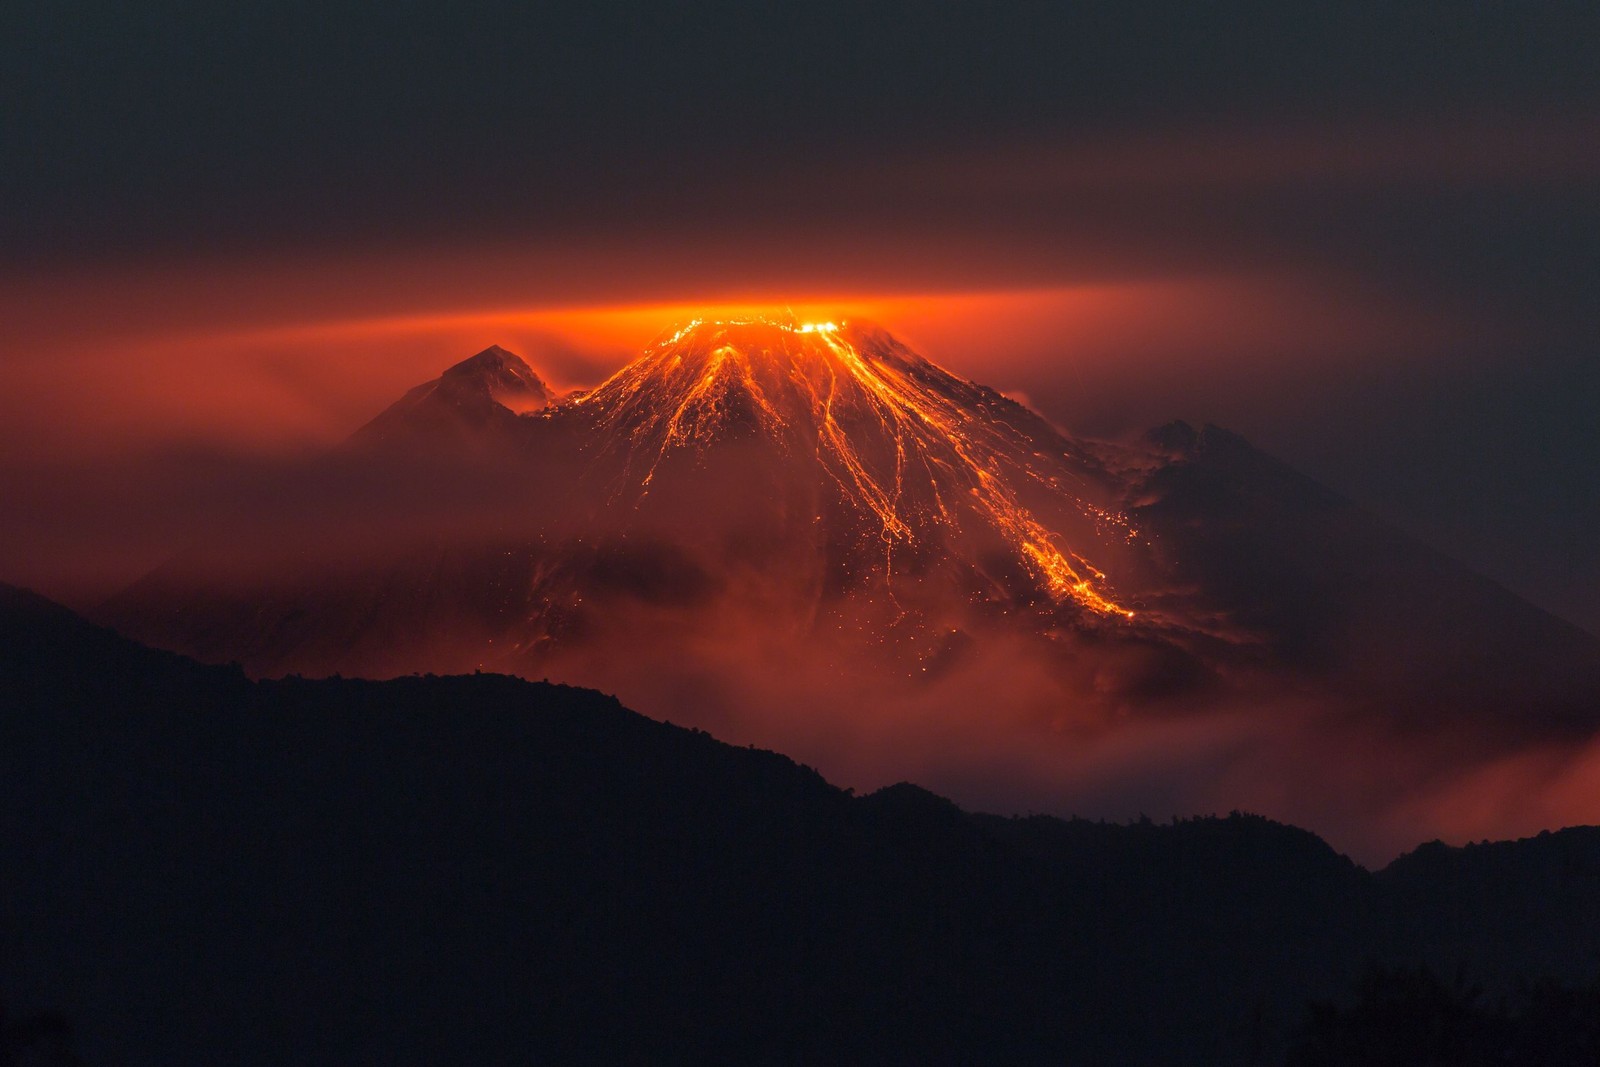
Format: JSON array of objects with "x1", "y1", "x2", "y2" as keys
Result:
[
  {"x1": 563, "y1": 319, "x2": 1143, "y2": 616},
  {"x1": 107, "y1": 321, "x2": 1183, "y2": 683},
  {"x1": 101, "y1": 320, "x2": 1600, "y2": 853},
  {"x1": 104, "y1": 321, "x2": 1600, "y2": 721}
]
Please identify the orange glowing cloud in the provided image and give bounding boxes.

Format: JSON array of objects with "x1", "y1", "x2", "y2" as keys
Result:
[
  {"x1": 0, "y1": 246, "x2": 1501, "y2": 632},
  {"x1": 3, "y1": 275, "x2": 1467, "y2": 456}
]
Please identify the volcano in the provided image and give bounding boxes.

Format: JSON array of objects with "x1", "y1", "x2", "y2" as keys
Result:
[
  {"x1": 111, "y1": 320, "x2": 1174, "y2": 675},
  {"x1": 565, "y1": 318, "x2": 1144, "y2": 615},
  {"x1": 102, "y1": 318, "x2": 1600, "y2": 855}
]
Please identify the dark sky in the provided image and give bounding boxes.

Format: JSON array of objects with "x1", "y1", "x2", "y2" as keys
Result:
[
  {"x1": 4, "y1": 2, "x2": 1599, "y2": 632},
  {"x1": 6, "y1": 3, "x2": 1597, "y2": 257}
]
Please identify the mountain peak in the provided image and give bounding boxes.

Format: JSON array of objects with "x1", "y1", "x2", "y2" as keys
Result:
[
  {"x1": 446, "y1": 343, "x2": 531, "y2": 375},
  {"x1": 439, "y1": 345, "x2": 551, "y2": 402},
  {"x1": 1145, "y1": 420, "x2": 1201, "y2": 454},
  {"x1": 632, "y1": 318, "x2": 912, "y2": 374},
  {"x1": 571, "y1": 318, "x2": 935, "y2": 453},
  {"x1": 1144, "y1": 420, "x2": 1255, "y2": 459},
  {"x1": 568, "y1": 317, "x2": 1137, "y2": 617},
  {"x1": 351, "y1": 345, "x2": 553, "y2": 446}
]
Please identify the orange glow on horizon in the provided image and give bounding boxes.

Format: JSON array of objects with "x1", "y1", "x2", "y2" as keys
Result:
[
  {"x1": 0, "y1": 270, "x2": 1477, "y2": 471},
  {"x1": 181, "y1": 272, "x2": 1471, "y2": 392}
]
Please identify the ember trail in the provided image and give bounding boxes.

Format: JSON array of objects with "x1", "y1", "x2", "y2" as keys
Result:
[{"x1": 573, "y1": 317, "x2": 1135, "y2": 617}]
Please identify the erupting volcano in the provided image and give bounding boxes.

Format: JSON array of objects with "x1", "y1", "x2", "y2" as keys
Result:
[
  {"x1": 103, "y1": 316, "x2": 1600, "y2": 854},
  {"x1": 573, "y1": 317, "x2": 1138, "y2": 617}
]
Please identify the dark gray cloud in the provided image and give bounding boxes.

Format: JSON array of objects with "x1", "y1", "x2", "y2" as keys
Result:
[{"x1": 7, "y1": 3, "x2": 1599, "y2": 258}]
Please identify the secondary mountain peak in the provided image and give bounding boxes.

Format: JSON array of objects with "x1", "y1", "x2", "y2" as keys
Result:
[
  {"x1": 442, "y1": 344, "x2": 548, "y2": 392},
  {"x1": 351, "y1": 344, "x2": 552, "y2": 446},
  {"x1": 431, "y1": 343, "x2": 552, "y2": 411}
]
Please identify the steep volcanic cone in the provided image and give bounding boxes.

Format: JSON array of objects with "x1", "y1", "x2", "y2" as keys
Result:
[
  {"x1": 106, "y1": 317, "x2": 1187, "y2": 719},
  {"x1": 562, "y1": 318, "x2": 1144, "y2": 619}
]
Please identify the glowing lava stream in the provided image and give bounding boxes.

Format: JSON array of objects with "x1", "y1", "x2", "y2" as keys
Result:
[{"x1": 571, "y1": 317, "x2": 1134, "y2": 618}]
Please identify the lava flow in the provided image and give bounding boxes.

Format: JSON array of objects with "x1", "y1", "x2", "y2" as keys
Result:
[{"x1": 571, "y1": 317, "x2": 1135, "y2": 617}]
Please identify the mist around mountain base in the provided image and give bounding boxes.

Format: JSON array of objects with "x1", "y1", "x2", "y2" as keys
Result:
[{"x1": 99, "y1": 322, "x2": 1600, "y2": 864}]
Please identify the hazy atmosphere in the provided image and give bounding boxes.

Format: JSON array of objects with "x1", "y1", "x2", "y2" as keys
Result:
[{"x1": 6, "y1": 4, "x2": 1599, "y2": 634}]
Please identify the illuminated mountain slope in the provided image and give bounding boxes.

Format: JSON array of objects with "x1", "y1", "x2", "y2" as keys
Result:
[
  {"x1": 100, "y1": 322, "x2": 1600, "y2": 852},
  {"x1": 104, "y1": 321, "x2": 1600, "y2": 709},
  {"x1": 351, "y1": 344, "x2": 553, "y2": 449},
  {"x1": 562, "y1": 318, "x2": 1142, "y2": 616}
]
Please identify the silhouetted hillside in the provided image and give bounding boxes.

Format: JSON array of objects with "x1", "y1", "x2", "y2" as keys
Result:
[{"x1": 3, "y1": 584, "x2": 1599, "y2": 1065}]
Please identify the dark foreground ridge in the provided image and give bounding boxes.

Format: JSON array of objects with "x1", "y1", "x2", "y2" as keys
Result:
[{"x1": 3, "y1": 583, "x2": 1600, "y2": 1065}]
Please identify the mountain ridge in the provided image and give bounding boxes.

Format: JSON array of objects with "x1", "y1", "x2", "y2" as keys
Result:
[
  {"x1": 95, "y1": 323, "x2": 1600, "y2": 858},
  {"x1": 5, "y1": 583, "x2": 1600, "y2": 1064}
]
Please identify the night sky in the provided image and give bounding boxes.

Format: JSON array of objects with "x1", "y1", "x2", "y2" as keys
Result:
[{"x1": 4, "y1": 3, "x2": 1599, "y2": 633}]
